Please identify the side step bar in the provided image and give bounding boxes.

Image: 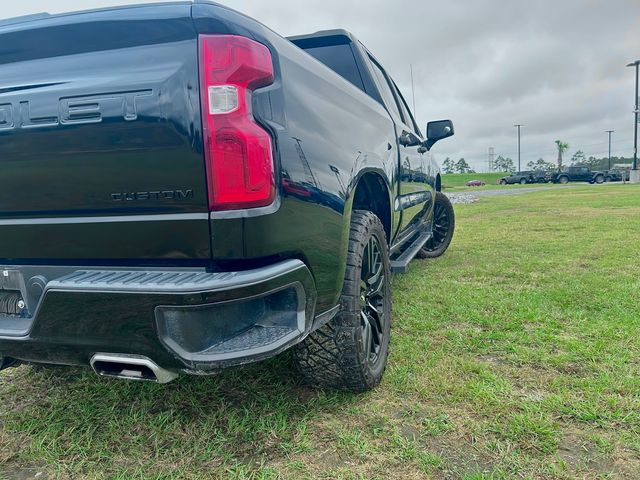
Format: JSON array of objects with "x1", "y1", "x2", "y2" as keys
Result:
[{"x1": 390, "y1": 231, "x2": 432, "y2": 274}]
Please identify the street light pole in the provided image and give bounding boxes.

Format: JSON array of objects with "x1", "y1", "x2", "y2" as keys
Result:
[
  {"x1": 627, "y1": 60, "x2": 640, "y2": 171},
  {"x1": 606, "y1": 130, "x2": 614, "y2": 170},
  {"x1": 514, "y1": 124, "x2": 524, "y2": 171}
]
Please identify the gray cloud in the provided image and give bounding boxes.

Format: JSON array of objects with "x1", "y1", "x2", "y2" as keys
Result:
[{"x1": 3, "y1": 0, "x2": 639, "y2": 170}]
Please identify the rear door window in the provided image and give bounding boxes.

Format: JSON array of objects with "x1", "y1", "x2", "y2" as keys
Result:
[{"x1": 300, "y1": 43, "x2": 366, "y2": 92}]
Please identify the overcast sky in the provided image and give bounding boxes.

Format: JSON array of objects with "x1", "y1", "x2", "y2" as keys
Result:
[{"x1": 4, "y1": 1, "x2": 640, "y2": 171}]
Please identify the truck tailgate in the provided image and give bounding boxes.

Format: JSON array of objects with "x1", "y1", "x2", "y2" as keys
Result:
[{"x1": 0, "y1": 4, "x2": 210, "y2": 263}]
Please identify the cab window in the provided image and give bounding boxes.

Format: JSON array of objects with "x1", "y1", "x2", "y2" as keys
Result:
[{"x1": 301, "y1": 43, "x2": 366, "y2": 92}]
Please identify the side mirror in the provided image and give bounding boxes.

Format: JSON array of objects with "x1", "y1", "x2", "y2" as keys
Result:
[{"x1": 424, "y1": 119, "x2": 454, "y2": 151}]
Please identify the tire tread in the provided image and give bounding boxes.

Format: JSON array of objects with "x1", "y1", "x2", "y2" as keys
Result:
[{"x1": 292, "y1": 210, "x2": 391, "y2": 392}]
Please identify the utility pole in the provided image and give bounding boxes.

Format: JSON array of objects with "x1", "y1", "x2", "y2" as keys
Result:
[
  {"x1": 627, "y1": 60, "x2": 639, "y2": 174},
  {"x1": 488, "y1": 147, "x2": 495, "y2": 172},
  {"x1": 514, "y1": 124, "x2": 524, "y2": 171},
  {"x1": 606, "y1": 130, "x2": 614, "y2": 170}
]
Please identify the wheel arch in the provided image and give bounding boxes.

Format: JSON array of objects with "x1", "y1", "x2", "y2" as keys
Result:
[{"x1": 351, "y1": 171, "x2": 392, "y2": 243}]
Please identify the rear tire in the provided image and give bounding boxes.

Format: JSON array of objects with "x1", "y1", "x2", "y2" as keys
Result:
[
  {"x1": 595, "y1": 174, "x2": 604, "y2": 184},
  {"x1": 416, "y1": 191, "x2": 455, "y2": 259},
  {"x1": 292, "y1": 210, "x2": 391, "y2": 392},
  {"x1": 499, "y1": 179, "x2": 507, "y2": 185},
  {"x1": 519, "y1": 177, "x2": 527, "y2": 184},
  {"x1": 559, "y1": 176, "x2": 569, "y2": 184}
]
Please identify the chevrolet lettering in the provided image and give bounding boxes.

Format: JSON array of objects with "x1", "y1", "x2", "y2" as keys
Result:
[{"x1": 0, "y1": 90, "x2": 152, "y2": 130}]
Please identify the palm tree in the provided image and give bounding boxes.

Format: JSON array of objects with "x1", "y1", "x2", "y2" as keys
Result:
[{"x1": 555, "y1": 140, "x2": 569, "y2": 171}]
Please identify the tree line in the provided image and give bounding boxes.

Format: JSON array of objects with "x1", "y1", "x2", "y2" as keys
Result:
[
  {"x1": 441, "y1": 157, "x2": 475, "y2": 174},
  {"x1": 440, "y1": 138, "x2": 634, "y2": 174},
  {"x1": 443, "y1": 146, "x2": 634, "y2": 175},
  {"x1": 489, "y1": 153, "x2": 634, "y2": 174}
]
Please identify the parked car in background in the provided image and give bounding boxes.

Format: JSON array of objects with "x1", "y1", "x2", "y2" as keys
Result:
[
  {"x1": 465, "y1": 180, "x2": 485, "y2": 187},
  {"x1": 551, "y1": 166, "x2": 606, "y2": 184},
  {"x1": 499, "y1": 171, "x2": 535, "y2": 185},
  {"x1": 604, "y1": 169, "x2": 630, "y2": 182},
  {"x1": 530, "y1": 170, "x2": 552, "y2": 183},
  {"x1": 0, "y1": 3, "x2": 457, "y2": 393}
]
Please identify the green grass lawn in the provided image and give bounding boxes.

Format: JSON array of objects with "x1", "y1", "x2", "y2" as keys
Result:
[
  {"x1": 2, "y1": 185, "x2": 640, "y2": 479},
  {"x1": 441, "y1": 173, "x2": 559, "y2": 193},
  {"x1": 442, "y1": 173, "x2": 507, "y2": 188}
]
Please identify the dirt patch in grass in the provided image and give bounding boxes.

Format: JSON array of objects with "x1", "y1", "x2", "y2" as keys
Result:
[
  {"x1": 0, "y1": 464, "x2": 49, "y2": 480},
  {"x1": 613, "y1": 448, "x2": 640, "y2": 479},
  {"x1": 557, "y1": 428, "x2": 615, "y2": 475}
]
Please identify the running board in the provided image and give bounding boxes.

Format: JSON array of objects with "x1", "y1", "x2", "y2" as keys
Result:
[{"x1": 390, "y1": 231, "x2": 432, "y2": 273}]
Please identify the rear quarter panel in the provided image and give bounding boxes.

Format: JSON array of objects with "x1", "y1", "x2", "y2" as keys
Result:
[{"x1": 193, "y1": 3, "x2": 397, "y2": 311}]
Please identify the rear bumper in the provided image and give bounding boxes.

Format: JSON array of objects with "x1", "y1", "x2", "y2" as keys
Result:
[{"x1": 0, "y1": 259, "x2": 322, "y2": 373}]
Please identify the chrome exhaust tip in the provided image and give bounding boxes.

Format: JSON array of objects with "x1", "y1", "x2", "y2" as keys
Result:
[{"x1": 90, "y1": 353, "x2": 178, "y2": 384}]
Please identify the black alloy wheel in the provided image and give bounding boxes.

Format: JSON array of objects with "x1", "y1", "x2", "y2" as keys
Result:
[
  {"x1": 417, "y1": 191, "x2": 455, "y2": 259},
  {"x1": 359, "y1": 235, "x2": 386, "y2": 366}
]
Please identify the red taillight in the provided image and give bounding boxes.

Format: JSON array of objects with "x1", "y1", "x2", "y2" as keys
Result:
[{"x1": 198, "y1": 35, "x2": 275, "y2": 211}]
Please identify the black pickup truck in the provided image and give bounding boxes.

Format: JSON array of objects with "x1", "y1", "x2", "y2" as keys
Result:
[
  {"x1": 0, "y1": 2, "x2": 455, "y2": 392},
  {"x1": 551, "y1": 166, "x2": 606, "y2": 184},
  {"x1": 499, "y1": 170, "x2": 551, "y2": 185}
]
